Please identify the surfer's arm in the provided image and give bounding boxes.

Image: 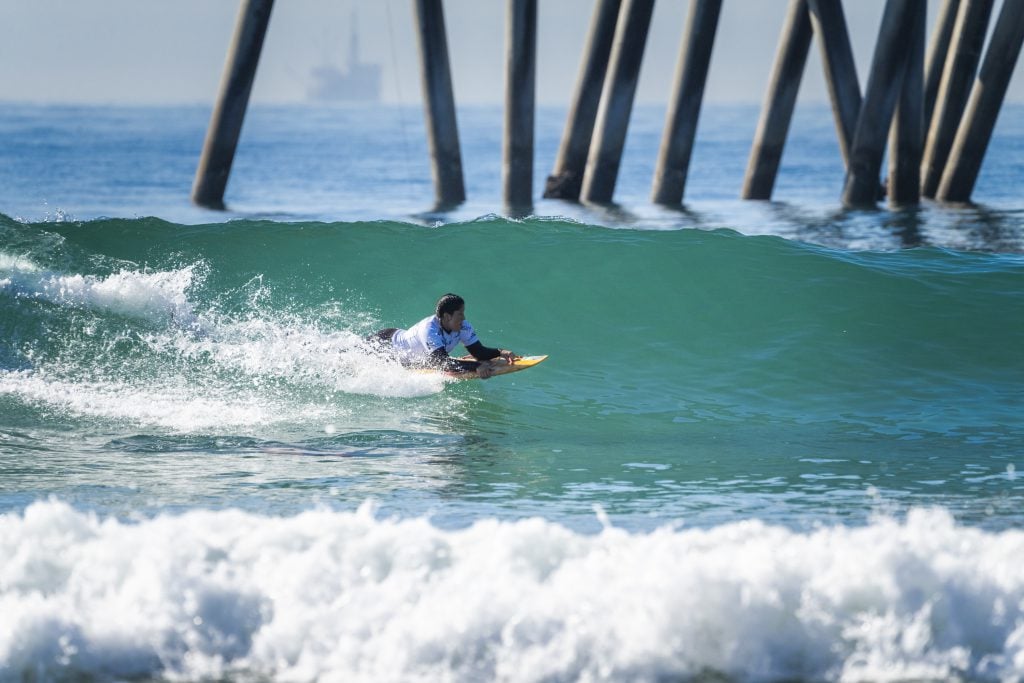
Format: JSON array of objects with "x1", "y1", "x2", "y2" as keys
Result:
[
  {"x1": 465, "y1": 341, "x2": 500, "y2": 361},
  {"x1": 465, "y1": 341, "x2": 516, "y2": 362},
  {"x1": 464, "y1": 341, "x2": 518, "y2": 379}
]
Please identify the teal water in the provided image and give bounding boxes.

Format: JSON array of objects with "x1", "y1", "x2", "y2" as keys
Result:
[
  {"x1": 2, "y1": 104, "x2": 1024, "y2": 681},
  {"x1": 3, "y1": 214, "x2": 1021, "y2": 531}
]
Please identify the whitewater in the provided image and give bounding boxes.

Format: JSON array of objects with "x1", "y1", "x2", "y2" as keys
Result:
[{"x1": 4, "y1": 502, "x2": 1024, "y2": 682}]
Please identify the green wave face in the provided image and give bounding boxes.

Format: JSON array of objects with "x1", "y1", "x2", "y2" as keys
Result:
[{"x1": 2, "y1": 214, "x2": 1023, "y2": 524}]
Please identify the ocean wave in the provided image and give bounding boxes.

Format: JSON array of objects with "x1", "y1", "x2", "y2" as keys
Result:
[
  {"x1": 1, "y1": 501, "x2": 1022, "y2": 682},
  {"x1": 3, "y1": 217, "x2": 1023, "y2": 439}
]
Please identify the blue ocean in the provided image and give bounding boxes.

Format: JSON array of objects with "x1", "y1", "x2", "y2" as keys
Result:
[{"x1": 1, "y1": 101, "x2": 1023, "y2": 682}]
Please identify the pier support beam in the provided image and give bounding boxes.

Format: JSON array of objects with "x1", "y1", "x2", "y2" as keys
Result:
[
  {"x1": 504, "y1": 0, "x2": 538, "y2": 210},
  {"x1": 807, "y1": 0, "x2": 861, "y2": 168},
  {"x1": 651, "y1": 0, "x2": 723, "y2": 206},
  {"x1": 580, "y1": 0, "x2": 655, "y2": 204},
  {"x1": 544, "y1": 0, "x2": 621, "y2": 200},
  {"x1": 888, "y1": 0, "x2": 926, "y2": 206},
  {"x1": 192, "y1": 0, "x2": 274, "y2": 210},
  {"x1": 923, "y1": 0, "x2": 962, "y2": 126},
  {"x1": 920, "y1": 0, "x2": 994, "y2": 198},
  {"x1": 938, "y1": 0, "x2": 1024, "y2": 202},
  {"x1": 842, "y1": 0, "x2": 917, "y2": 207},
  {"x1": 741, "y1": 0, "x2": 813, "y2": 200},
  {"x1": 413, "y1": 0, "x2": 466, "y2": 209}
]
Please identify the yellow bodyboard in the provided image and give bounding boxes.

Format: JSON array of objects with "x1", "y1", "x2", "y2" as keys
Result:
[{"x1": 416, "y1": 354, "x2": 548, "y2": 380}]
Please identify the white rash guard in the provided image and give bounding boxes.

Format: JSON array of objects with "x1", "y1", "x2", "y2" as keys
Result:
[{"x1": 390, "y1": 315, "x2": 480, "y2": 361}]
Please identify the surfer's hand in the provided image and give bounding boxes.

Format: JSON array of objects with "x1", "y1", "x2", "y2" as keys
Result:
[
  {"x1": 477, "y1": 360, "x2": 495, "y2": 379},
  {"x1": 499, "y1": 350, "x2": 517, "y2": 364}
]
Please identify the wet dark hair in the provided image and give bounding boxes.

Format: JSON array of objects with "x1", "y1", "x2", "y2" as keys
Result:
[{"x1": 435, "y1": 293, "x2": 465, "y2": 318}]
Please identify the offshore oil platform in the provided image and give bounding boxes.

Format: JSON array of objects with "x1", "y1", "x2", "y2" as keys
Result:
[{"x1": 307, "y1": 16, "x2": 382, "y2": 104}]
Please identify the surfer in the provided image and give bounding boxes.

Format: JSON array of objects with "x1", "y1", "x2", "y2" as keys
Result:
[{"x1": 367, "y1": 293, "x2": 517, "y2": 379}]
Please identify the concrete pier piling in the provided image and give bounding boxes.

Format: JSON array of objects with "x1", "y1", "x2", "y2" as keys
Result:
[
  {"x1": 923, "y1": 0, "x2": 962, "y2": 127},
  {"x1": 192, "y1": 0, "x2": 275, "y2": 210},
  {"x1": 545, "y1": 0, "x2": 622, "y2": 200},
  {"x1": 888, "y1": 0, "x2": 926, "y2": 206},
  {"x1": 580, "y1": 0, "x2": 656, "y2": 205},
  {"x1": 504, "y1": 0, "x2": 538, "y2": 210},
  {"x1": 414, "y1": 0, "x2": 466, "y2": 209},
  {"x1": 920, "y1": 0, "x2": 995, "y2": 198},
  {"x1": 807, "y1": 0, "x2": 861, "y2": 167},
  {"x1": 938, "y1": 0, "x2": 1024, "y2": 202},
  {"x1": 651, "y1": 0, "x2": 723, "y2": 206},
  {"x1": 187, "y1": 1, "x2": 1018, "y2": 215},
  {"x1": 741, "y1": 0, "x2": 811, "y2": 201},
  {"x1": 741, "y1": 0, "x2": 813, "y2": 200},
  {"x1": 842, "y1": 0, "x2": 917, "y2": 207}
]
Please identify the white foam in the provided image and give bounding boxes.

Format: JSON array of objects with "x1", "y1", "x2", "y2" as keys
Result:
[
  {"x1": 1, "y1": 256, "x2": 198, "y2": 325},
  {"x1": 0, "y1": 252, "x2": 41, "y2": 274},
  {"x1": 0, "y1": 356, "x2": 444, "y2": 432},
  {"x1": 0, "y1": 370, "x2": 280, "y2": 431},
  {"x1": 2, "y1": 258, "x2": 447, "y2": 429},
  {"x1": 1, "y1": 502, "x2": 1021, "y2": 682},
  {"x1": 158, "y1": 317, "x2": 446, "y2": 400}
]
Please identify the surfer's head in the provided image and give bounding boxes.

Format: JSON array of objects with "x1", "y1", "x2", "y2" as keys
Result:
[
  {"x1": 436, "y1": 293, "x2": 465, "y2": 332},
  {"x1": 436, "y1": 293, "x2": 464, "y2": 318}
]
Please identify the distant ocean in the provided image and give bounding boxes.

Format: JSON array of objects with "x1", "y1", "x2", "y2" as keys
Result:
[{"x1": 1, "y1": 102, "x2": 1023, "y2": 682}]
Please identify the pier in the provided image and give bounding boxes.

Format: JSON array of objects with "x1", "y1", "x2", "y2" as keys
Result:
[{"x1": 193, "y1": 0, "x2": 1024, "y2": 212}]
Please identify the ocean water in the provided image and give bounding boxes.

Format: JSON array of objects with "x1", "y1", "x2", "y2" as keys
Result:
[{"x1": 1, "y1": 102, "x2": 1023, "y2": 682}]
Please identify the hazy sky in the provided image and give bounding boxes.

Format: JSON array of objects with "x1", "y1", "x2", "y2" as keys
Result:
[{"x1": 1, "y1": 0, "x2": 1020, "y2": 106}]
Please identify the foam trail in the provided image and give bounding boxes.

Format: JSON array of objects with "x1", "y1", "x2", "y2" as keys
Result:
[
  {"x1": 160, "y1": 317, "x2": 447, "y2": 399},
  {"x1": 0, "y1": 352, "x2": 443, "y2": 432},
  {"x1": 0, "y1": 252, "x2": 40, "y2": 274},
  {"x1": 0, "y1": 370, "x2": 283, "y2": 431},
  {"x1": 1, "y1": 256, "x2": 446, "y2": 430},
  {"x1": 1, "y1": 502, "x2": 1022, "y2": 682},
  {"x1": 1, "y1": 254, "x2": 198, "y2": 325}
]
